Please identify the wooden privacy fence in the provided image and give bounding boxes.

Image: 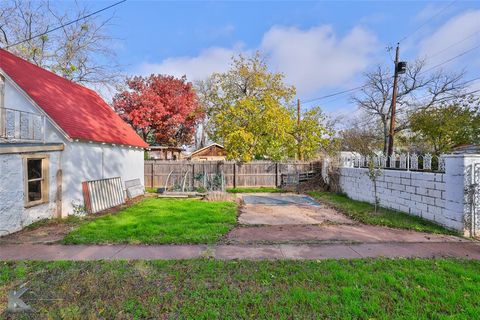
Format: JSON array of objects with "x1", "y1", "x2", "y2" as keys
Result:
[{"x1": 145, "y1": 160, "x2": 321, "y2": 190}]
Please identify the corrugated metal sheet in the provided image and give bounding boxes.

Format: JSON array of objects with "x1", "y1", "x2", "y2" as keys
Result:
[{"x1": 82, "y1": 177, "x2": 125, "y2": 214}]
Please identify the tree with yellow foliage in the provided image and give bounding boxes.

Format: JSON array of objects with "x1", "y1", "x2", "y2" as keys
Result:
[{"x1": 202, "y1": 52, "x2": 331, "y2": 161}]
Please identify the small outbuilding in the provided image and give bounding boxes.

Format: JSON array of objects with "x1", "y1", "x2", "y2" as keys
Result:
[
  {"x1": 189, "y1": 143, "x2": 227, "y2": 161},
  {"x1": 147, "y1": 146, "x2": 184, "y2": 160},
  {"x1": 0, "y1": 49, "x2": 148, "y2": 235}
]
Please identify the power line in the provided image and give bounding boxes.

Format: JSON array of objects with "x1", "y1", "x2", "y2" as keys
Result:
[
  {"x1": 5, "y1": 0, "x2": 127, "y2": 49},
  {"x1": 302, "y1": 42, "x2": 480, "y2": 105},
  {"x1": 302, "y1": 85, "x2": 367, "y2": 104},
  {"x1": 421, "y1": 42, "x2": 480, "y2": 74},
  {"x1": 398, "y1": 0, "x2": 457, "y2": 43},
  {"x1": 425, "y1": 29, "x2": 480, "y2": 60}
]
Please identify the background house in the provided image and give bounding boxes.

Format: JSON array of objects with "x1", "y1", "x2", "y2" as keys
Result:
[
  {"x1": 189, "y1": 143, "x2": 227, "y2": 161},
  {"x1": 0, "y1": 49, "x2": 147, "y2": 235},
  {"x1": 147, "y1": 146, "x2": 184, "y2": 160}
]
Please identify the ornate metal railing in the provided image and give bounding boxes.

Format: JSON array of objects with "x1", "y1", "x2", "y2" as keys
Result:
[
  {"x1": 0, "y1": 107, "x2": 45, "y2": 142},
  {"x1": 340, "y1": 153, "x2": 445, "y2": 172}
]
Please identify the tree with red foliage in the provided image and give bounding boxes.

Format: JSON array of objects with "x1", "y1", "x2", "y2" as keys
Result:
[{"x1": 112, "y1": 75, "x2": 203, "y2": 146}]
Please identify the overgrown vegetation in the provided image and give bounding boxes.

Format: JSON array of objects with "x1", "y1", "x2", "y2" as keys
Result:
[
  {"x1": 308, "y1": 191, "x2": 457, "y2": 235},
  {"x1": 227, "y1": 187, "x2": 283, "y2": 193},
  {"x1": 63, "y1": 198, "x2": 237, "y2": 244},
  {"x1": 1, "y1": 259, "x2": 479, "y2": 319}
]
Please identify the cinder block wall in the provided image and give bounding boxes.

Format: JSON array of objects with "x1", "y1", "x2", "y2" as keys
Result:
[
  {"x1": 338, "y1": 168, "x2": 451, "y2": 228},
  {"x1": 335, "y1": 154, "x2": 480, "y2": 235}
]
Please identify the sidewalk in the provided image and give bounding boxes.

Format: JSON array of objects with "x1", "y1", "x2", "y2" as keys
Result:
[{"x1": 1, "y1": 242, "x2": 480, "y2": 261}]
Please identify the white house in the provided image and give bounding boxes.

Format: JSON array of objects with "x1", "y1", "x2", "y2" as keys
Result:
[{"x1": 0, "y1": 49, "x2": 147, "y2": 235}]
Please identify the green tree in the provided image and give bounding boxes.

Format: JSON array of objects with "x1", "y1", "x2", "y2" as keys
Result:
[
  {"x1": 206, "y1": 52, "x2": 331, "y2": 161},
  {"x1": 207, "y1": 52, "x2": 296, "y2": 161},
  {"x1": 292, "y1": 106, "x2": 332, "y2": 160},
  {"x1": 409, "y1": 104, "x2": 480, "y2": 154}
]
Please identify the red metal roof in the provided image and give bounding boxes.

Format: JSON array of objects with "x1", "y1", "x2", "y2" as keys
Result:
[{"x1": 0, "y1": 49, "x2": 148, "y2": 148}]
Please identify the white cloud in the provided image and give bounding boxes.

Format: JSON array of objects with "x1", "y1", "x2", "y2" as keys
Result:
[
  {"x1": 134, "y1": 25, "x2": 378, "y2": 95},
  {"x1": 137, "y1": 46, "x2": 242, "y2": 81},
  {"x1": 260, "y1": 25, "x2": 378, "y2": 95},
  {"x1": 419, "y1": 10, "x2": 480, "y2": 68}
]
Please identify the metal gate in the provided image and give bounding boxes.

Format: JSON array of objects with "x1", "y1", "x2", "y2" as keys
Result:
[{"x1": 467, "y1": 163, "x2": 480, "y2": 237}]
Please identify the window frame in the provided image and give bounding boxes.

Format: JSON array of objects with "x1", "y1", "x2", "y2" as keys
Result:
[{"x1": 23, "y1": 154, "x2": 49, "y2": 207}]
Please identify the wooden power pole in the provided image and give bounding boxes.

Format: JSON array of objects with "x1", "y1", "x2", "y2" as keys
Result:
[
  {"x1": 387, "y1": 43, "x2": 400, "y2": 158},
  {"x1": 297, "y1": 99, "x2": 302, "y2": 161}
]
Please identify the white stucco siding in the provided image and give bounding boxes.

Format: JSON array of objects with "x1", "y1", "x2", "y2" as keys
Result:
[
  {"x1": 3, "y1": 76, "x2": 64, "y2": 143},
  {"x1": 60, "y1": 142, "x2": 144, "y2": 215},
  {"x1": 1, "y1": 74, "x2": 145, "y2": 233},
  {"x1": 0, "y1": 151, "x2": 61, "y2": 235}
]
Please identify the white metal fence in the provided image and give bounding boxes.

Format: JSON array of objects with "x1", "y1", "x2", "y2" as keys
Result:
[{"x1": 340, "y1": 153, "x2": 445, "y2": 172}]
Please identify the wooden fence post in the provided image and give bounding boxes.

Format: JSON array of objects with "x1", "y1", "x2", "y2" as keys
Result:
[
  {"x1": 192, "y1": 163, "x2": 195, "y2": 190},
  {"x1": 233, "y1": 162, "x2": 237, "y2": 188},
  {"x1": 151, "y1": 162, "x2": 154, "y2": 188},
  {"x1": 275, "y1": 162, "x2": 279, "y2": 187}
]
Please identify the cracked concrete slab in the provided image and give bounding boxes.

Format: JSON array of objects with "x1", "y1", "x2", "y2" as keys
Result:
[
  {"x1": 237, "y1": 193, "x2": 353, "y2": 225},
  {"x1": 227, "y1": 224, "x2": 468, "y2": 244}
]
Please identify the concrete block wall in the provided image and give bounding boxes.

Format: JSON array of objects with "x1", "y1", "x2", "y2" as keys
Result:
[
  {"x1": 339, "y1": 167, "x2": 448, "y2": 227},
  {"x1": 336, "y1": 153, "x2": 480, "y2": 235}
]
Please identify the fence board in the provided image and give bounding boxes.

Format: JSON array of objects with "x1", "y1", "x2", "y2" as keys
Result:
[{"x1": 145, "y1": 160, "x2": 320, "y2": 190}]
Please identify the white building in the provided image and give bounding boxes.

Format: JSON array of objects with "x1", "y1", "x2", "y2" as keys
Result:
[{"x1": 0, "y1": 49, "x2": 147, "y2": 235}]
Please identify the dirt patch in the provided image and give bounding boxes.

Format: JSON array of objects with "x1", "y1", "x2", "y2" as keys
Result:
[
  {"x1": 226, "y1": 224, "x2": 468, "y2": 245},
  {"x1": 228, "y1": 193, "x2": 469, "y2": 245},
  {"x1": 0, "y1": 195, "x2": 149, "y2": 245},
  {"x1": 238, "y1": 203, "x2": 353, "y2": 225}
]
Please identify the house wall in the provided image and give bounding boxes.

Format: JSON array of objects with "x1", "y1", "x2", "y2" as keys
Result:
[
  {"x1": 0, "y1": 151, "x2": 62, "y2": 235},
  {"x1": 60, "y1": 142, "x2": 144, "y2": 216},
  {"x1": 3, "y1": 76, "x2": 64, "y2": 143},
  {"x1": 1, "y1": 72, "x2": 145, "y2": 234}
]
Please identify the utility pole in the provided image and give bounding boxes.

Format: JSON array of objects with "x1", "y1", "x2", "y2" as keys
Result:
[
  {"x1": 387, "y1": 43, "x2": 400, "y2": 158},
  {"x1": 297, "y1": 99, "x2": 302, "y2": 161}
]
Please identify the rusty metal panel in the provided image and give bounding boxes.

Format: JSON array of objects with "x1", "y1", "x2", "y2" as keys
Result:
[{"x1": 82, "y1": 177, "x2": 125, "y2": 214}]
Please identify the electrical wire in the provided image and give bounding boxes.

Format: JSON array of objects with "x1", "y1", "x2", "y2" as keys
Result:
[
  {"x1": 421, "y1": 42, "x2": 480, "y2": 74},
  {"x1": 5, "y1": 0, "x2": 127, "y2": 49},
  {"x1": 398, "y1": 0, "x2": 457, "y2": 43},
  {"x1": 425, "y1": 29, "x2": 480, "y2": 60}
]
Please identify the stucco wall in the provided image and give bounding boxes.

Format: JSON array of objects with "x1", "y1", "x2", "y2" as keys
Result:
[
  {"x1": 0, "y1": 151, "x2": 61, "y2": 235},
  {"x1": 60, "y1": 142, "x2": 144, "y2": 216}
]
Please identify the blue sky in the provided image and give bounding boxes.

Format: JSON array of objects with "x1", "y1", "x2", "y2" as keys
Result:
[{"x1": 82, "y1": 0, "x2": 480, "y2": 118}]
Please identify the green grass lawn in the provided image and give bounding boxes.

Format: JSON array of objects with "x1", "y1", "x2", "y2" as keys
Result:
[
  {"x1": 308, "y1": 191, "x2": 457, "y2": 235},
  {"x1": 63, "y1": 198, "x2": 237, "y2": 245},
  {"x1": 1, "y1": 259, "x2": 479, "y2": 319},
  {"x1": 227, "y1": 187, "x2": 283, "y2": 193}
]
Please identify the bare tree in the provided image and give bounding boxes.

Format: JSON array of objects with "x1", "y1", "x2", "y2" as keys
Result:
[
  {"x1": 0, "y1": 0, "x2": 121, "y2": 93},
  {"x1": 352, "y1": 59, "x2": 466, "y2": 153},
  {"x1": 194, "y1": 76, "x2": 218, "y2": 149}
]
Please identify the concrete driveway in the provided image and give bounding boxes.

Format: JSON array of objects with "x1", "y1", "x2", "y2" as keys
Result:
[{"x1": 228, "y1": 193, "x2": 468, "y2": 245}]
